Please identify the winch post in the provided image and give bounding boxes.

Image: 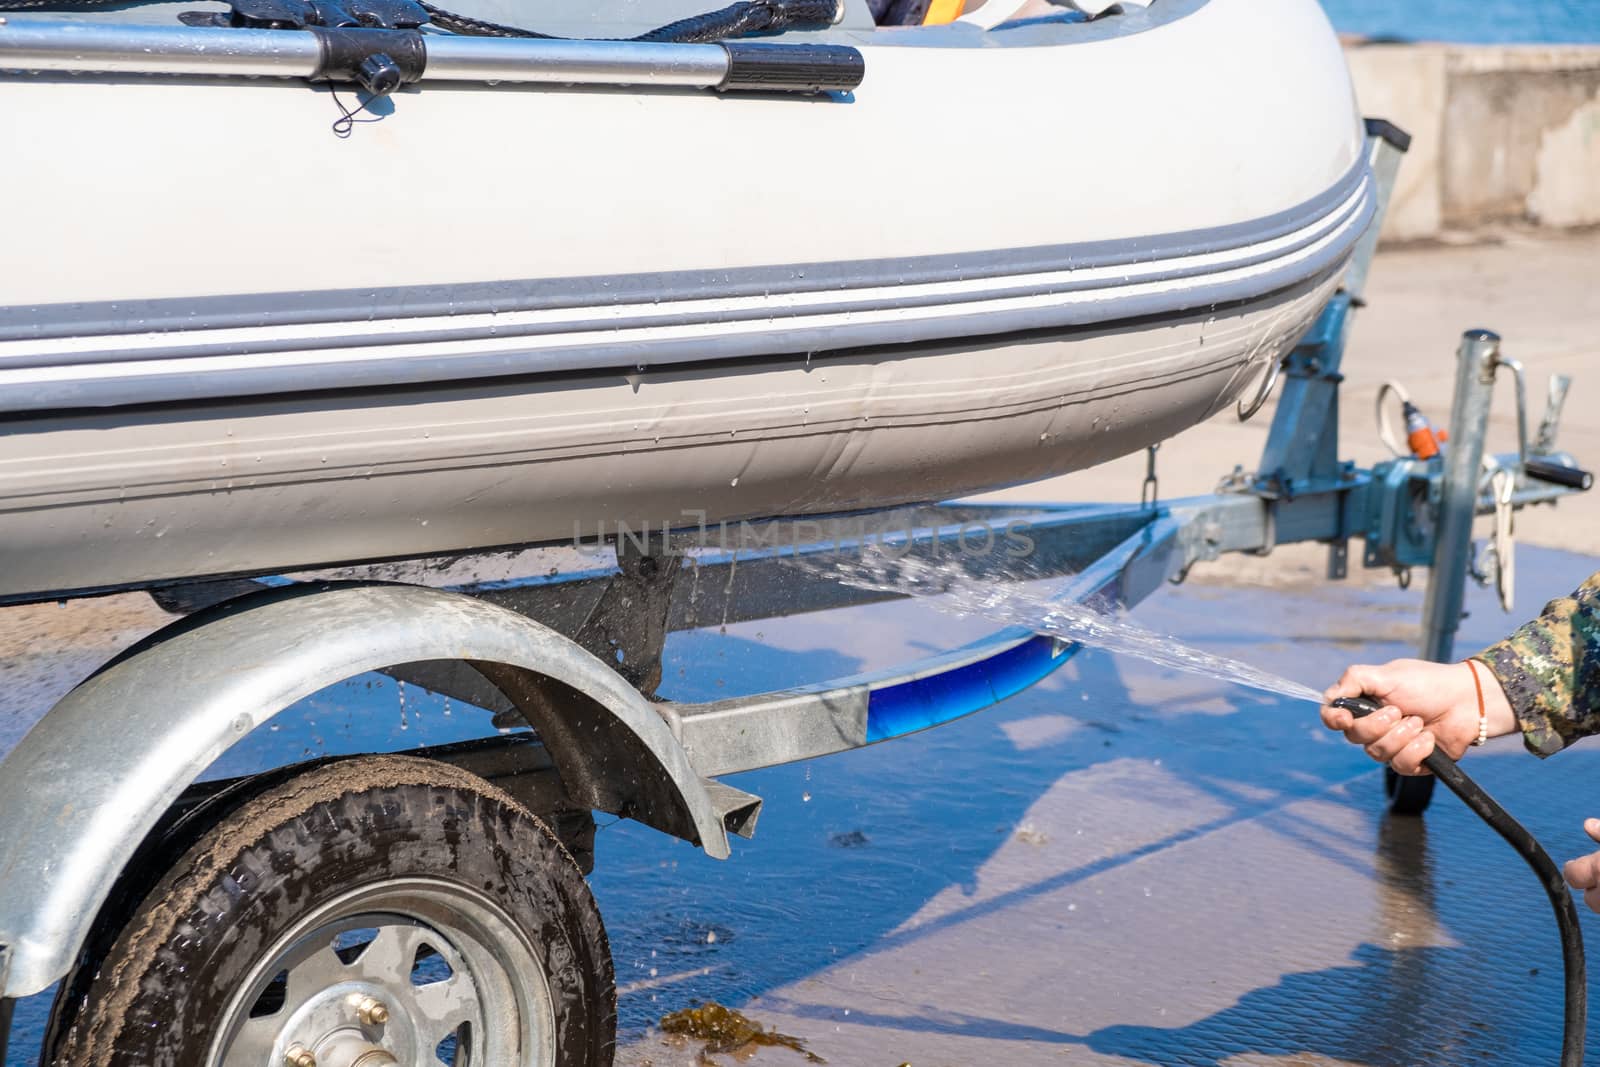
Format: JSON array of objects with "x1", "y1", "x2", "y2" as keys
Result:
[
  {"x1": 1250, "y1": 294, "x2": 1353, "y2": 499},
  {"x1": 1420, "y1": 329, "x2": 1501, "y2": 663}
]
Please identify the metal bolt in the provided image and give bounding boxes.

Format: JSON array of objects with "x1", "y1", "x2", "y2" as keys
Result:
[
  {"x1": 355, "y1": 995, "x2": 391, "y2": 1026},
  {"x1": 284, "y1": 1046, "x2": 317, "y2": 1067}
]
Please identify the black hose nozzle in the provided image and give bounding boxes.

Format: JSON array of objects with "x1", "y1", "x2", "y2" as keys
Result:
[{"x1": 1332, "y1": 695, "x2": 1384, "y2": 719}]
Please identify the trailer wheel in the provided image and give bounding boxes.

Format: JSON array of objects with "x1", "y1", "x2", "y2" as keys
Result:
[
  {"x1": 46, "y1": 755, "x2": 614, "y2": 1067},
  {"x1": 1385, "y1": 766, "x2": 1436, "y2": 814}
]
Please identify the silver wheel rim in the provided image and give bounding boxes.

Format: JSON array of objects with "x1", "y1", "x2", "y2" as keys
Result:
[{"x1": 208, "y1": 877, "x2": 559, "y2": 1067}]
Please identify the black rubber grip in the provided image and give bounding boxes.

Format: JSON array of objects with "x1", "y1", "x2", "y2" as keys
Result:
[
  {"x1": 718, "y1": 42, "x2": 864, "y2": 93},
  {"x1": 1525, "y1": 457, "x2": 1595, "y2": 491},
  {"x1": 1364, "y1": 117, "x2": 1412, "y2": 153}
]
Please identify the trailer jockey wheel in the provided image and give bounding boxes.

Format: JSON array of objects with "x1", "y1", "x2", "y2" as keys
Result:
[
  {"x1": 1385, "y1": 766, "x2": 1437, "y2": 815},
  {"x1": 44, "y1": 756, "x2": 615, "y2": 1067}
]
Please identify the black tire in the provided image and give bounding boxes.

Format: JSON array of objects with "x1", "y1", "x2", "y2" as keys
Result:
[
  {"x1": 46, "y1": 755, "x2": 615, "y2": 1067},
  {"x1": 1385, "y1": 766, "x2": 1437, "y2": 815}
]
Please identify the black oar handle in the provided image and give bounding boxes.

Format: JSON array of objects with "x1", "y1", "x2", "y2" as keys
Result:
[
  {"x1": 1333, "y1": 695, "x2": 1587, "y2": 1067},
  {"x1": 719, "y1": 41, "x2": 863, "y2": 93}
]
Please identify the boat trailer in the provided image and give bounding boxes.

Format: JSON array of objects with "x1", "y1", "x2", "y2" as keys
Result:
[{"x1": 0, "y1": 120, "x2": 1591, "y2": 1064}]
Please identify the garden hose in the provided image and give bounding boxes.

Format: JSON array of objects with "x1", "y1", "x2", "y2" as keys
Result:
[{"x1": 1334, "y1": 696, "x2": 1586, "y2": 1066}]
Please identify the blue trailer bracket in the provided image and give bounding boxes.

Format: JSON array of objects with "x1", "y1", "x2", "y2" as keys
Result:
[{"x1": 866, "y1": 634, "x2": 1076, "y2": 743}]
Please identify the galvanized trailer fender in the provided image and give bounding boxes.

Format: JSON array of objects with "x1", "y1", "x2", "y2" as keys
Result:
[{"x1": 0, "y1": 582, "x2": 730, "y2": 999}]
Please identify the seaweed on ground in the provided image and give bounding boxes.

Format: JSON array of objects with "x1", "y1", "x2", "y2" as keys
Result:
[{"x1": 659, "y1": 1001, "x2": 825, "y2": 1062}]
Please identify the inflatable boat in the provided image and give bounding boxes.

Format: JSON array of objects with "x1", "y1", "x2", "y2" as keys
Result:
[{"x1": 0, "y1": 0, "x2": 1370, "y2": 603}]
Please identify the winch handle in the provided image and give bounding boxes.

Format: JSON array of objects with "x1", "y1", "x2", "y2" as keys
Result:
[
  {"x1": 1525, "y1": 458, "x2": 1595, "y2": 492},
  {"x1": 1330, "y1": 695, "x2": 1587, "y2": 1067}
]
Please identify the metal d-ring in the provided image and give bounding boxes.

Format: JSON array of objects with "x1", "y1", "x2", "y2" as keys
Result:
[
  {"x1": 1140, "y1": 444, "x2": 1160, "y2": 510},
  {"x1": 1237, "y1": 356, "x2": 1285, "y2": 422}
]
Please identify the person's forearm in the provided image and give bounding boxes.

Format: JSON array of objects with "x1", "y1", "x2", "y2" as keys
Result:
[{"x1": 1478, "y1": 570, "x2": 1600, "y2": 757}]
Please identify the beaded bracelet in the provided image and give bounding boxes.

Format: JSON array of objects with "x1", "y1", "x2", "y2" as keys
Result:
[{"x1": 1464, "y1": 659, "x2": 1489, "y2": 747}]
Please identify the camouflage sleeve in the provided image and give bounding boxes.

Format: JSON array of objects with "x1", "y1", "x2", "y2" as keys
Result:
[{"x1": 1475, "y1": 570, "x2": 1600, "y2": 758}]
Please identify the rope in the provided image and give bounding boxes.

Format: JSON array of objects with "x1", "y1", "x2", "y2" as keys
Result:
[
  {"x1": 416, "y1": 1, "x2": 553, "y2": 37},
  {"x1": 636, "y1": 0, "x2": 838, "y2": 42},
  {"x1": 1374, "y1": 378, "x2": 1413, "y2": 458},
  {"x1": 0, "y1": 0, "x2": 124, "y2": 8}
]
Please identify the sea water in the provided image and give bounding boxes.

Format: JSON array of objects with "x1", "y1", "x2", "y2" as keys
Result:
[
  {"x1": 801, "y1": 550, "x2": 1328, "y2": 706},
  {"x1": 1319, "y1": 0, "x2": 1599, "y2": 45}
]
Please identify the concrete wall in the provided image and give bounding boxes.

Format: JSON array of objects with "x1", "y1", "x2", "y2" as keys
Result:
[{"x1": 1343, "y1": 44, "x2": 1600, "y2": 240}]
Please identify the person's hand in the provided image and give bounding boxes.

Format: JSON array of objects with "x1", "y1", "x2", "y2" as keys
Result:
[
  {"x1": 1564, "y1": 820, "x2": 1600, "y2": 914},
  {"x1": 1320, "y1": 658, "x2": 1517, "y2": 775}
]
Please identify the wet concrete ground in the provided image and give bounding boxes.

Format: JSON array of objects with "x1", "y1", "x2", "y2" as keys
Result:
[{"x1": 3, "y1": 552, "x2": 1598, "y2": 1067}]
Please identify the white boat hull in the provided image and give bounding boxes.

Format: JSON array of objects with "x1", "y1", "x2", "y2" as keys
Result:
[{"x1": 0, "y1": 0, "x2": 1368, "y2": 599}]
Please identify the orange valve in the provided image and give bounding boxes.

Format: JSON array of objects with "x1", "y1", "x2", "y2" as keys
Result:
[{"x1": 1402, "y1": 400, "x2": 1445, "y2": 459}]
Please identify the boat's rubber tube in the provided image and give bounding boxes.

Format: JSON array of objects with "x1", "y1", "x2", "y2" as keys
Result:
[
  {"x1": 0, "y1": 0, "x2": 1369, "y2": 597},
  {"x1": 0, "y1": 268, "x2": 1346, "y2": 602}
]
